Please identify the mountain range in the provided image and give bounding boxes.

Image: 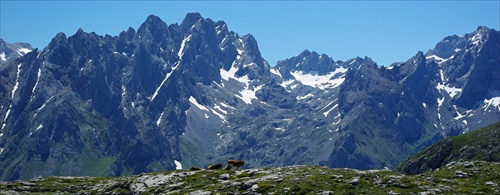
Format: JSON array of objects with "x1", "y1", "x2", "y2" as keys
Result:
[{"x1": 0, "y1": 13, "x2": 498, "y2": 181}]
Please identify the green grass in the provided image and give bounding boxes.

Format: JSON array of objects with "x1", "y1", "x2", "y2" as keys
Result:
[
  {"x1": 1, "y1": 162, "x2": 500, "y2": 194},
  {"x1": 396, "y1": 122, "x2": 500, "y2": 174}
]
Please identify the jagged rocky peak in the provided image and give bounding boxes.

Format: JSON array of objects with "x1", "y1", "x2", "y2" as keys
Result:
[
  {"x1": 275, "y1": 49, "x2": 339, "y2": 79},
  {"x1": 342, "y1": 56, "x2": 377, "y2": 71},
  {"x1": 426, "y1": 35, "x2": 466, "y2": 59},
  {"x1": 138, "y1": 15, "x2": 170, "y2": 34},
  {"x1": 180, "y1": 12, "x2": 204, "y2": 32},
  {"x1": 0, "y1": 38, "x2": 33, "y2": 65},
  {"x1": 426, "y1": 26, "x2": 497, "y2": 61}
]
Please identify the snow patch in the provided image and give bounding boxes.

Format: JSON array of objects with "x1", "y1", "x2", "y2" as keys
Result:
[
  {"x1": 0, "y1": 52, "x2": 6, "y2": 61},
  {"x1": 189, "y1": 96, "x2": 209, "y2": 111},
  {"x1": 323, "y1": 102, "x2": 338, "y2": 117},
  {"x1": 36, "y1": 124, "x2": 43, "y2": 130},
  {"x1": 274, "y1": 128, "x2": 285, "y2": 131},
  {"x1": 204, "y1": 113, "x2": 209, "y2": 119},
  {"x1": 221, "y1": 65, "x2": 262, "y2": 104},
  {"x1": 4, "y1": 109, "x2": 11, "y2": 122},
  {"x1": 156, "y1": 111, "x2": 164, "y2": 126},
  {"x1": 210, "y1": 108, "x2": 226, "y2": 121},
  {"x1": 270, "y1": 68, "x2": 282, "y2": 78},
  {"x1": 219, "y1": 102, "x2": 235, "y2": 110},
  {"x1": 297, "y1": 93, "x2": 314, "y2": 100},
  {"x1": 471, "y1": 32, "x2": 483, "y2": 45},
  {"x1": 436, "y1": 83, "x2": 461, "y2": 98},
  {"x1": 17, "y1": 48, "x2": 32, "y2": 55},
  {"x1": 279, "y1": 80, "x2": 295, "y2": 92},
  {"x1": 34, "y1": 96, "x2": 54, "y2": 118},
  {"x1": 150, "y1": 64, "x2": 178, "y2": 101},
  {"x1": 178, "y1": 34, "x2": 192, "y2": 59},
  {"x1": 174, "y1": 160, "x2": 182, "y2": 170},
  {"x1": 213, "y1": 104, "x2": 227, "y2": 115},
  {"x1": 426, "y1": 55, "x2": 453, "y2": 65},
  {"x1": 482, "y1": 90, "x2": 500, "y2": 112},
  {"x1": 220, "y1": 66, "x2": 238, "y2": 81},
  {"x1": 290, "y1": 67, "x2": 347, "y2": 90},
  {"x1": 454, "y1": 109, "x2": 465, "y2": 120},
  {"x1": 423, "y1": 103, "x2": 427, "y2": 108},
  {"x1": 437, "y1": 97, "x2": 445, "y2": 108},
  {"x1": 11, "y1": 63, "x2": 22, "y2": 99},
  {"x1": 32, "y1": 68, "x2": 42, "y2": 94}
]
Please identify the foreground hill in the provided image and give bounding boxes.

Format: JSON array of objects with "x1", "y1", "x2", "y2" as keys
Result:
[
  {"x1": 395, "y1": 122, "x2": 500, "y2": 175},
  {"x1": 1, "y1": 161, "x2": 499, "y2": 194}
]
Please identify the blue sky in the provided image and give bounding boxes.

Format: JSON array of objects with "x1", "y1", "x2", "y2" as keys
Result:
[{"x1": 1, "y1": 1, "x2": 499, "y2": 66}]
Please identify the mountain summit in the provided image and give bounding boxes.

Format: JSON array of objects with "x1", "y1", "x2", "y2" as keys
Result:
[{"x1": 0, "y1": 13, "x2": 498, "y2": 181}]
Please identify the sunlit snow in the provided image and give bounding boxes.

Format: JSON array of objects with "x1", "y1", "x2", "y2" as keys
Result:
[
  {"x1": 482, "y1": 90, "x2": 500, "y2": 112},
  {"x1": 11, "y1": 63, "x2": 22, "y2": 99},
  {"x1": 297, "y1": 93, "x2": 314, "y2": 100},
  {"x1": 290, "y1": 67, "x2": 347, "y2": 90},
  {"x1": 270, "y1": 68, "x2": 282, "y2": 78},
  {"x1": 213, "y1": 104, "x2": 227, "y2": 115},
  {"x1": 32, "y1": 68, "x2": 42, "y2": 94},
  {"x1": 189, "y1": 96, "x2": 209, "y2": 111},
  {"x1": 426, "y1": 55, "x2": 453, "y2": 65},
  {"x1": 436, "y1": 83, "x2": 461, "y2": 98},
  {"x1": 150, "y1": 64, "x2": 178, "y2": 101},
  {"x1": 34, "y1": 96, "x2": 54, "y2": 118},
  {"x1": 178, "y1": 34, "x2": 192, "y2": 59},
  {"x1": 174, "y1": 160, "x2": 182, "y2": 170},
  {"x1": 156, "y1": 111, "x2": 165, "y2": 126},
  {"x1": 220, "y1": 66, "x2": 261, "y2": 104},
  {"x1": 0, "y1": 52, "x2": 6, "y2": 61},
  {"x1": 17, "y1": 48, "x2": 32, "y2": 55},
  {"x1": 323, "y1": 104, "x2": 338, "y2": 117},
  {"x1": 471, "y1": 32, "x2": 483, "y2": 45}
]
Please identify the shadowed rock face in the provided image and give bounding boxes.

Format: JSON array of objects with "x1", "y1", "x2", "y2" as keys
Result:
[{"x1": 0, "y1": 13, "x2": 498, "y2": 181}]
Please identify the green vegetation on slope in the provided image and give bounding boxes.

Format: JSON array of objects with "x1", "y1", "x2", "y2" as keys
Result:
[
  {"x1": 395, "y1": 121, "x2": 500, "y2": 175},
  {"x1": 1, "y1": 162, "x2": 500, "y2": 194}
]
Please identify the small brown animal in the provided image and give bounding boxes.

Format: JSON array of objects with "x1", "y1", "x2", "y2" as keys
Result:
[
  {"x1": 224, "y1": 164, "x2": 233, "y2": 170},
  {"x1": 189, "y1": 166, "x2": 203, "y2": 171},
  {"x1": 207, "y1": 163, "x2": 222, "y2": 170},
  {"x1": 227, "y1": 160, "x2": 244, "y2": 169}
]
